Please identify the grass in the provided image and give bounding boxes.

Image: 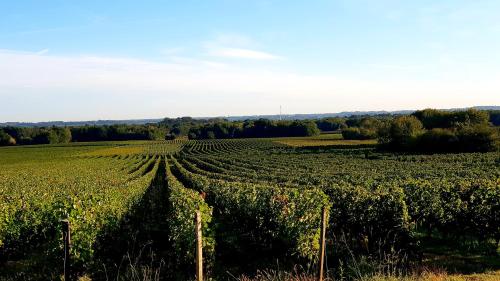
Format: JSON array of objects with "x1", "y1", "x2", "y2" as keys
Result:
[
  {"x1": 362, "y1": 270, "x2": 500, "y2": 281},
  {"x1": 235, "y1": 233, "x2": 500, "y2": 281},
  {"x1": 81, "y1": 145, "x2": 146, "y2": 156},
  {"x1": 236, "y1": 270, "x2": 500, "y2": 281},
  {"x1": 418, "y1": 235, "x2": 500, "y2": 274}
]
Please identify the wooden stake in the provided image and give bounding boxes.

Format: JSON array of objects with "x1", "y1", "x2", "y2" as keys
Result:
[
  {"x1": 318, "y1": 207, "x2": 327, "y2": 281},
  {"x1": 195, "y1": 210, "x2": 203, "y2": 281},
  {"x1": 61, "y1": 219, "x2": 71, "y2": 281}
]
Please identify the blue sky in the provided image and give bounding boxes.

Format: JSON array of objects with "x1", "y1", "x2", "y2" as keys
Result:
[{"x1": 1, "y1": 0, "x2": 499, "y2": 121}]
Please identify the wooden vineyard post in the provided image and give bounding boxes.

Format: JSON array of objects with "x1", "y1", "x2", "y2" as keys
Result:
[
  {"x1": 318, "y1": 207, "x2": 327, "y2": 281},
  {"x1": 61, "y1": 219, "x2": 71, "y2": 281},
  {"x1": 195, "y1": 210, "x2": 203, "y2": 281}
]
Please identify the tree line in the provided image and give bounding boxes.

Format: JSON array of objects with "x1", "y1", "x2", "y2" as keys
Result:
[
  {"x1": 187, "y1": 119, "x2": 320, "y2": 139},
  {"x1": 2, "y1": 109, "x2": 498, "y2": 152},
  {"x1": 0, "y1": 124, "x2": 167, "y2": 146},
  {"x1": 338, "y1": 108, "x2": 499, "y2": 152},
  {"x1": 379, "y1": 109, "x2": 499, "y2": 152}
]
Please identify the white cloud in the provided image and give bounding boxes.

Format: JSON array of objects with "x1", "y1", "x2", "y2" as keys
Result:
[
  {"x1": 365, "y1": 63, "x2": 420, "y2": 71},
  {"x1": 207, "y1": 47, "x2": 282, "y2": 60},
  {"x1": 202, "y1": 33, "x2": 281, "y2": 60},
  {"x1": 0, "y1": 49, "x2": 498, "y2": 121},
  {"x1": 36, "y1": 48, "x2": 49, "y2": 55}
]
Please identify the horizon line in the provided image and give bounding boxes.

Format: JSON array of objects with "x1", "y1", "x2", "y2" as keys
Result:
[{"x1": 1, "y1": 105, "x2": 498, "y2": 124}]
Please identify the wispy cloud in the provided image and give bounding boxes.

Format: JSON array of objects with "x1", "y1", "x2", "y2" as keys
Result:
[
  {"x1": 365, "y1": 63, "x2": 420, "y2": 71},
  {"x1": 36, "y1": 49, "x2": 49, "y2": 55},
  {"x1": 207, "y1": 47, "x2": 282, "y2": 60},
  {"x1": 202, "y1": 33, "x2": 282, "y2": 60}
]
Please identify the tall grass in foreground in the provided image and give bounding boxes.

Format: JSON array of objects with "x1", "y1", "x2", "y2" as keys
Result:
[{"x1": 237, "y1": 269, "x2": 500, "y2": 281}]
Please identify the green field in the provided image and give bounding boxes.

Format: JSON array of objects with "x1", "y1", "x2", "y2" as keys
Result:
[{"x1": 0, "y1": 138, "x2": 499, "y2": 280}]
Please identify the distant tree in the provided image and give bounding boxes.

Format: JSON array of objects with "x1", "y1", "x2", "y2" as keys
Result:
[
  {"x1": 412, "y1": 109, "x2": 450, "y2": 129},
  {"x1": 49, "y1": 127, "x2": 72, "y2": 143},
  {"x1": 290, "y1": 120, "x2": 320, "y2": 137},
  {"x1": 379, "y1": 116, "x2": 424, "y2": 150},
  {"x1": 32, "y1": 130, "x2": 51, "y2": 144},
  {"x1": 144, "y1": 125, "x2": 167, "y2": 140},
  {"x1": 413, "y1": 108, "x2": 489, "y2": 129},
  {"x1": 341, "y1": 117, "x2": 381, "y2": 140},
  {"x1": 159, "y1": 116, "x2": 218, "y2": 136},
  {"x1": 461, "y1": 109, "x2": 490, "y2": 126},
  {"x1": 316, "y1": 118, "x2": 347, "y2": 131},
  {"x1": 378, "y1": 111, "x2": 498, "y2": 152},
  {"x1": 70, "y1": 124, "x2": 165, "y2": 142},
  {"x1": 345, "y1": 117, "x2": 362, "y2": 127},
  {"x1": 188, "y1": 119, "x2": 319, "y2": 139},
  {"x1": 0, "y1": 131, "x2": 16, "y2": 146},
  {"x1": 456, "y1": 125, "x2": 499, "y2": 152},
  {"x1": 489, "y1": 111, "x2": 500, "y2": 126},
  {"x1": 358, "y1": 117, "x2": 382, "y2": 129},
  {"x1": 206, "y1": 131, "x2": 216, "y2": 139},
  {"x1": 60, "y1": 127, "x2": 72, "y2": 143},
  {"x1": 71, "y1": 126, "x2": 108, "y2": 142},
  {"x1": 1, "y1": 127, "x2": 22, "y2": 141},
  {"x1": 342, "y1": 128, "x2": 361, "y2": 140},
  {"x1": 341, "y1": 127, "x2": 376, "y2": 140},
  {"x1": 418, "y1": 128, "x2": 459, "y2": 152}
]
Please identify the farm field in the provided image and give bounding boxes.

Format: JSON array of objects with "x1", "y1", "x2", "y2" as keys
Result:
[
  {"x1": 3, "y1": 0, "x2": 499, "y2": 280},
  {"x1": 0, "y1": 137, "x2": 499, "y2": 280}
]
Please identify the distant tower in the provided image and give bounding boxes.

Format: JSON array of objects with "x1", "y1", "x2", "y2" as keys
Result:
[{"x1": 279, "y1": 105, "x2": 282, "y2": 121}]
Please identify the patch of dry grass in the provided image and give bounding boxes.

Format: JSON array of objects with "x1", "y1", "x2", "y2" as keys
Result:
[
  {"x1": 363, "y1": 270, "x2": 500, "y2": 281},
  {"x1": 271, "y1": 133, "x2": 378, "y2": 147},
  {"x1": 237, "y1": 270, "x2": 500, "y2": 281},
  {"x1": 275, "y1": 138, "x2": 377, "y2": 147}
]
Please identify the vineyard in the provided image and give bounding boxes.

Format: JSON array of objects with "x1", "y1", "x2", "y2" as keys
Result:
[{"x1": 0, "y1": 137, "x2": 499, "y2": 280}]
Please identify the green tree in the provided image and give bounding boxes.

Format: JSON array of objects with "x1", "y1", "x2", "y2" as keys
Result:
[
  {"x1": 418, "y1": 128, "x2": 459, "y2": 152},
  {"x1": 456, "y1": 125, "x2": 499, "y2": 152},
  {"x1": 0, "y1": 131, "x2": 16, "y2": 146},
  {"x1": 380, "y1": 116, "x2": 424, "y2": 150},
  {"x1": 413, "y1": 108, "x2": 490, "y2": 129},
  {"x1": 459, "y1": 108, "x2": 489, "y2": 127},
  {"x1": 46, "y1": 127, "x2": 72, "y2": 144},
  {"x1": 316, "y1": 118, "x2": 347, "y2": 131}
]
